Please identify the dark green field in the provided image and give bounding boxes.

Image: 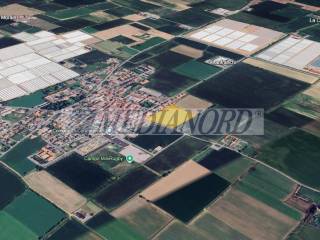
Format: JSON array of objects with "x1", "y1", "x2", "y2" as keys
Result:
[
  {"x1": 189, "y1": 63, "x2": 309, "y2": 109},
  {"x1": 190, "y1": 0, "x2": 251, "y2": 11},
  {"x1": 229, "y1": 2, "x2": 315, "y2": 33},
  {"x1": 0, "y1": 165, "x2": 25, "y2": 209},
  {"x1": 48, "y1": 220, "x2": 101, "y2": 240},
  {"x1": 288, "y1": 224, "x2": 320, "y2": 240},
  {"x1": 47, "y1": 153, "x2": 112, "y2": 195},
  {"x1": 155, "y1": 173, "x2": 230, "y2": 222},
  {"x1": 1, "y1": 137, "x2": 45, "y2": 175},
  {"x1": 146, "y1": 136, "x2": 210, "y2": 175},
  {"x1": 95, "y1": 167, "x2": 158, "y2": 209},
  {"x1": 258, "y1": 129, "x2": 320, "y2": 190}
]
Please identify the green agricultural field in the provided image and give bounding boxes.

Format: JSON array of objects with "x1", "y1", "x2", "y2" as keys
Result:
[
  {"x1": 213, "y1": 156, "x2": 254, "y2": 183},
  {"x1": 297, "y1": 186, "x2": 320, "y2": 205},
  {"x1": 299, "y1": 24, "x2": 320, "y2": 42},
  {"x1": 192, "y1": 213, "x2": 251, "y2": 240},
  {"x1": 48, "y1": 220, "x2": 102, "y2": 240},
  {"x1": 173, "y1": 60, "x2": 221, "y2": 81},
  {"x1": 284, "y1": 93, "x2": 320, "y2": 120},
  {"x1": 258, "y1": 129, "x2": 320, "y2": 190},
  {"x1": 6, "y1": 91, "x2": 45, "y2": 108},
  {"x1": 191, "y1": 0, "x2": 251, "y2": 11},
  {"x1": 1, "y1": 137, "x2": 45, "y2": 175},
  {"x1": 296, "y1": 0, "x2": 320, "y2": 7},
  {"x1": 86, "y1": 212, "x2": 144, "y2": 240},
  {"x1": 4, "y1": 190, "x2": 65, "y2": 237},
  {"x1": 288, "y1": 224, "x2": 320, "y2": 240},
  {"x1": 155, "y1": 221, "x2": 206, "y2": 240},
  {"x1": 0, "y1": 211, "x2": 38, "y2": 240},
  {"x1": 0, "y1": 165, "x2": 25, "y2": 209},
  {"x1": 47, "y1": 7, "x2": 95, "y2": 20}
]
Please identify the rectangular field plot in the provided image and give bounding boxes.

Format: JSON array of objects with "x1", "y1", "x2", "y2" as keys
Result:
[
  {"x1": 47, "y1": 153, "x2": 112, "y2": 195},
  {"x1": 191, "y1": 212, "x2": 251, "y2": 240},
  {"x1": 86, "y1": 212, "x2": 144, "y2": 240},
  {"x1": 111, "y1": 196, "x2": 172, "y2": 239},
  {"x1": 146, "y1": 136, "x2": 210, "y2": 175},
  {"x1": 154, "y1": 173, "x2": 230, "y2": 222},
  {"x1": 24, "y1": 171, "x2": 86, "y2": 214},
  {"x1": 257, "y1": 35, "x2": 320, "y2": 75},
  {"x1": 1, "y1": 136, "x2": 45, "y2": 175},
  {"x1": 208, "y1": 189, "x2": 299, "y2": 240},
  {"x1": 0, "y1": 164, "x2": 25, "y2": 209},
  {"x1": 188, "y1": 62, "x2": 309, "y2": 109},
  {"x1": 48, "y1": 220, "x2": 102, "y2": 240},
  {"x1": 257, "y1": 129, "x2": 320, "y2": 190},
  {"x1": 288, "y1": 224, "x2": 320, "y2": 240},
  {"x1": 3, "y1": 190, "x2": 65, "y2": 238},
  {"x1": 95, "y1": 167, "x2": 158, "y2": 210},
  {"x1": 188, "y1": 19, "x2": 283, "y2": 56}
]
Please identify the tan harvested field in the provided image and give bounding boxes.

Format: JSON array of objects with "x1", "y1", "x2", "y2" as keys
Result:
[
  {"x1": 93, "y1": 24, "x2": 173, "y2": 42},
  {"x1": 141, "y1": 160, "x2": 210, "y2": 201},
  {"x1": 208, "y1": 189, "x2": 298, "y2": 240},
  {"x1": 171, "y1": 45, "x2": 204, "y2": 58},
  {"x1": 123, "y1": 14, "x2": 147, "y2": 21},
  {"x1": 0, "y1": 3, "x2": 43, "y2": 16},
  {"x1": 112, "y1": 196, "x2": 172, "y2": 239},
  {"x1": 27, "y1": 18, "x2": 59, "y2": 30},
  {"x1": 90, "y1": 11, "x2": 118, "y2": 21},
  {"x1": 24, "y1": 171, "x2": 87, "y2": 213},
  {"x1": 176, "y1": 94, "x2": 213, "y2": 109},
  {"x1": 245, "y1": 58, "x2": 319, "y2": 84},
  {"x1": 304, "y1": 84, "x2": 320, "y2": 101}
]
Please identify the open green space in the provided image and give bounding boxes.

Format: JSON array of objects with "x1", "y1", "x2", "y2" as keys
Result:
[
  {"x1": 173, "y1": 60, "x2": 221, "y2": 81},
  {"x1": 258, "y1": 129, "x2": 320, "y2": 190},
  {"x1": 48, "y1": 6, "x2": 95, "y2": 20},
  {"x1": 1, "y1": 137, "x2": 45, "y2": 175},
  {"x1": 0, "y1": 211, "x2": 38, "y2": 240},
  {"x1": 132, "y1": 37, "x2": 166, "y2": 51},
  {"x1": 0, "y1": 165, "x2": 25, "y2": 209},
  {"x1": 4, "y1": 190, "x2": 65, "y2": 237},
  {"x1": 192, "y1": 213, "x2": 251, "y2": 240},
  {"x1": 86, "y1": 212, "x2": 144, "y2": 240},
  {"x1": 155, "y1": 173, "x2": 230, "y2": 222}
]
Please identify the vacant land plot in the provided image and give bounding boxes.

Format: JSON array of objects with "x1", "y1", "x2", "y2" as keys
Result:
[
  {"x1": 146, "y1": 135, "x2": 210, "y2": 175},
  {"x1": 95, "y1": 167, "x2": 158, "y2": 210},
  {"x1": 188, "y1": 19, "x2": 284, "y2": 56},
  {"x1": 86, "y1": 212, "x2": 144, "y2": 240},
  {"x1": 48, "y1": 220, "x2": 101, "y2": 240},
  {"x1": 0, "y1": 164, "x2": 25, "y2": 209},
  {"x1": 244, "y1": 58, "x2": 319, "y2": 84},
  {"x1": 173, "y1": 60, "x2": 221, "y2": 81},
  {"x1": 189, "y1": 62, "x2": 309, "y2": 109},
  {"x1": 229, "y1": 1, "x2": 314, "y2": 33},
  {"x1": 142, "y1": 160, "x2": 210, "y2": 202},
  {"x1": 112, "y1": 196, "x2": 172, "y2": 239},
  {"x1": 24, "y1": 171, "x2": 86, "y2": 213},
  {"x1": 155, "y1": 172, "x2": 230, "y2": 222},
  {"x1": 47, "y1": 153, "x2": 112, "y2": 195},
  {"x1": 1, "y1": 137, "x2": 45, "y2": 175},
  {"x1": 208, "y1": 189, "x2": 298, "y2": 240},
  {"x1": 4, "y1": 190, "x2": 65, "y2": 238},
  {"x1": 0, "y1": 211, "x2": 38, "y2": 240},
  {"x1": 192, "y1": 212, "x2": 251, "y2": 240},
  {"x1": 257, "y1": 129, "x2": 320, "y2": 190}
]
